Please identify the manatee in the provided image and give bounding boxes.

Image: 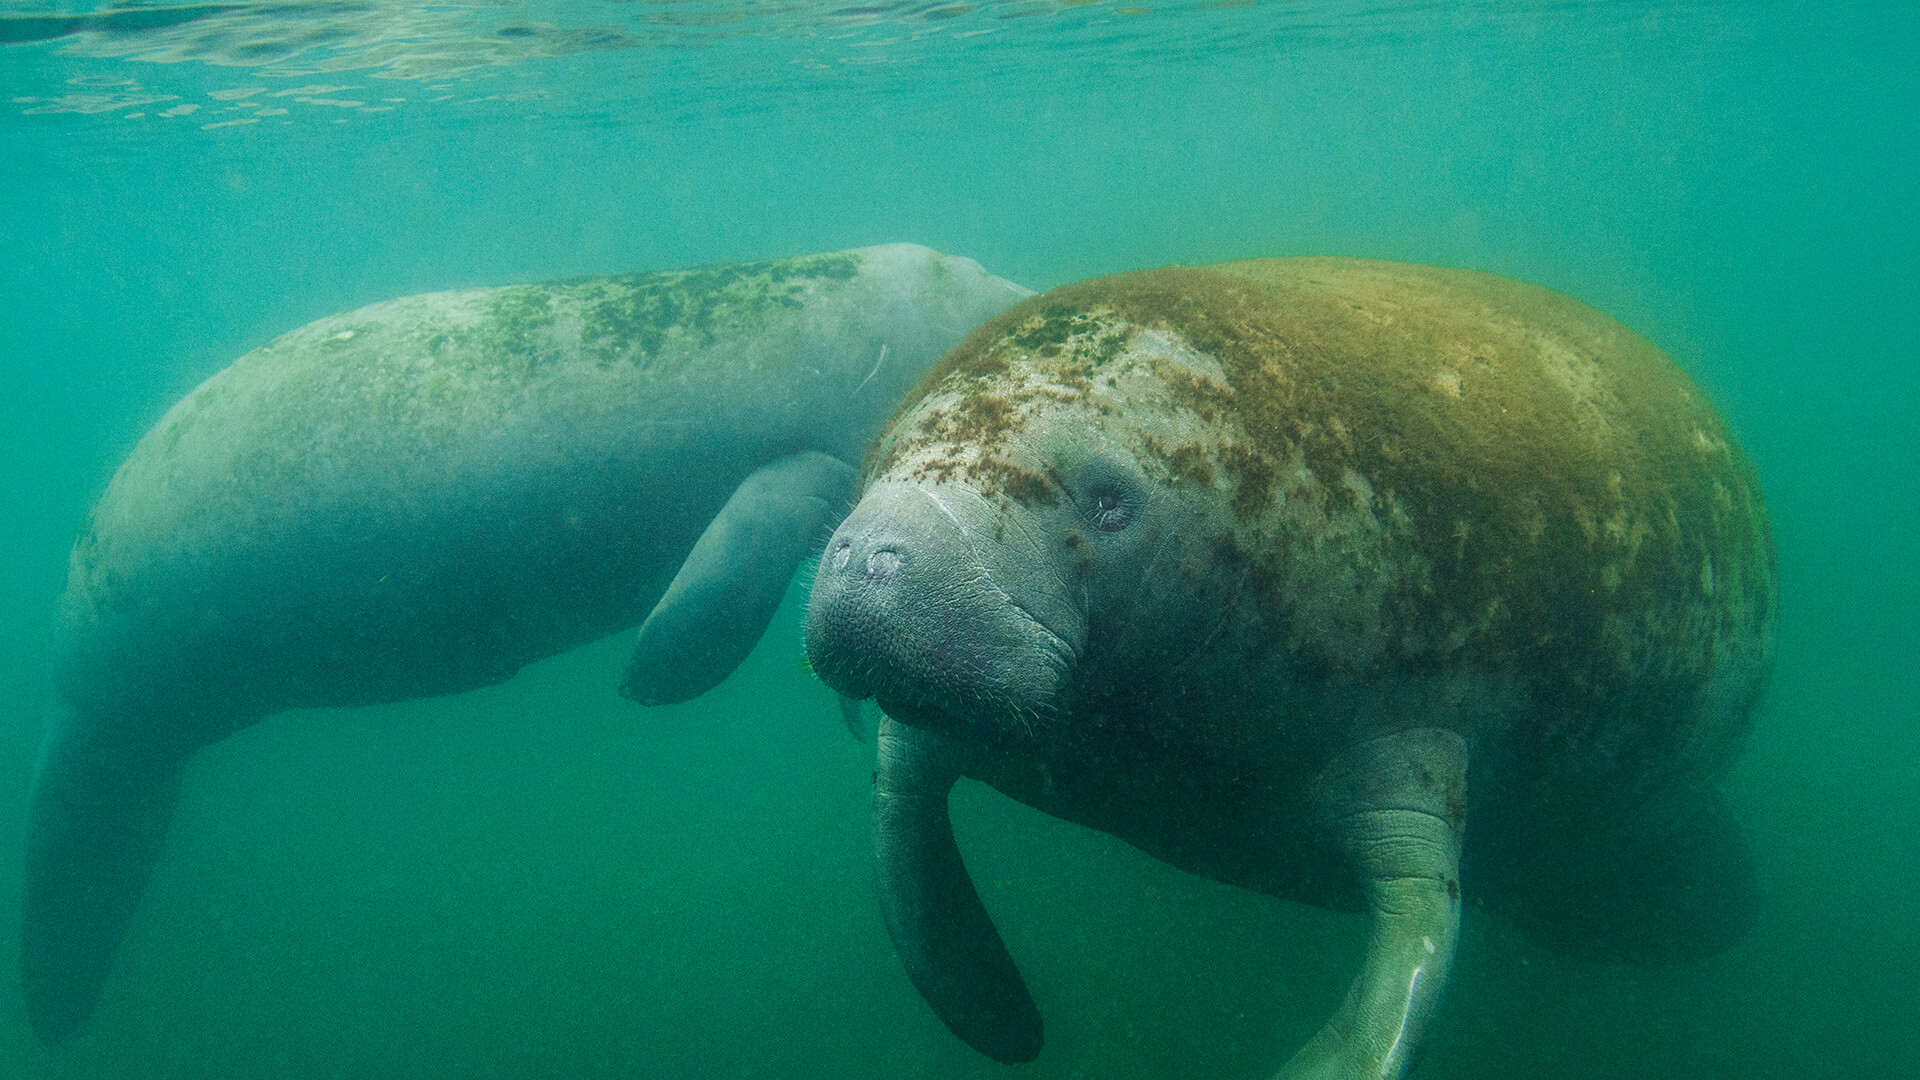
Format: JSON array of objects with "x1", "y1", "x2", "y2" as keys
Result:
[
  {"x1": 805, "y1": 258, "x2": 1776, "y2": 1078},
  {"x1": 22, "y1": 243, "x2": 1030, "y2": 1043}
]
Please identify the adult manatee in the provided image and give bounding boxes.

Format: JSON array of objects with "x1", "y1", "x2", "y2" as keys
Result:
[
  {"x1": 23, "y1": 243, "x2": 1029, "y2": 1043},
  {"x1": 806, "y1": 258, "x2": 1775, "y2": 1078}
]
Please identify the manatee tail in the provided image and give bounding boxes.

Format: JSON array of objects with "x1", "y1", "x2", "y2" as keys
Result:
[{"x1": 20, "y1": 702, "x2": 194, "y2": 1043}]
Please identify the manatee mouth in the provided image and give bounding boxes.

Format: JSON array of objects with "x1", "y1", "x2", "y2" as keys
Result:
[
  {"x1": 813, "y1": 587, "x2": 1076, "y2": 740},
  {"x1": 805, "y1": 485, "x2": 1081, "y2": 745},
  {"x1": 865, "y1": 601, "x2": 1076, "y2": 743}
]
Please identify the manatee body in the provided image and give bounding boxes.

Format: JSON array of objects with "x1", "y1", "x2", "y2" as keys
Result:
[
  {"x1": 805, "y1": 258, "x2": 1775, "y2": 1078},
  {"x1": 23, "y1": 243, "x2": 1030, "y2": 1043}
]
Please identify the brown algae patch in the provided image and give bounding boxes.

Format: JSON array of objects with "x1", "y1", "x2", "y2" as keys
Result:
[
  {"x1": 876, "y1": 258, "x2": 1776, "y2": 785},
  {"x1": 882, "y1": 305, "x2": 1142, "y2": 504},
  {"x1": 871, "y1": 300, "x2": 1134, "y2": 485},
  {"x1": 895, "y1": 390, "x2": 1057, "y2": 505}
]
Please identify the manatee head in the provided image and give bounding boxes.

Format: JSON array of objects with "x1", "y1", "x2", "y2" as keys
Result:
[{"x1": 805, "y1": 279, "x2": 1245, "y2": 746}]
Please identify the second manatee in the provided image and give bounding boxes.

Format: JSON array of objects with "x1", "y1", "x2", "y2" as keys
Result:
[{"x1": 22, "y1": 242, "x2": 1030, "y2": 1044}]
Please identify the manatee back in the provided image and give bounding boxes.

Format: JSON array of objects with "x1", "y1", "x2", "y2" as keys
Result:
[
  {"x1": 54, "y1": 246, "x2": 1024, "y2": 720},
  {"x1": 1029, "y1": 258, "x2": 1774, "y2": 810},
  {"x1": 1238, "y1": 260, "x2": 1772, "y2": 804}
]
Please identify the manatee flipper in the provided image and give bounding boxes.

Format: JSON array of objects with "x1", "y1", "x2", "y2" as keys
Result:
[
  {"x1": 873, "y1": 716, "x2": 1042, "y2": 1064},
  {"x1": 1483, "y1": 785, "x2": 1758, "y2": 964},
  {"x1": 1282, "y1": 729, "x2": 1467, "y2": 1080},
  {"x1": 620, "y1": 451, "x2": 856, "y2": 706},
  {"x1": 20, "y1": 704, "x2": 201, "y2": 1043}
]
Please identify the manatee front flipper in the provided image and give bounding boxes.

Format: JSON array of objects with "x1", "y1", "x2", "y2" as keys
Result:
[
  {"x1": 873, "y1": 716, "x2": 1043, "y2": 1064},
  {"x1": 1282, "y1": 728, "x2": 1468, "y2": 1080},
  {"x1": 20, "y1": 704, "x2": 200, "y2": 1043},
  {"x1": 620, "y1": 451, "x2": 855, "y2": 706}
]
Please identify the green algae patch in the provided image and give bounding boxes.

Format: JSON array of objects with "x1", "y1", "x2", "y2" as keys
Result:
[
  {"x1": 572, "y1": 252, "x2": 860, "y2": 365},
  {"x1": 165, "y1": 252, "x2": 874, "y2": 482},
  {"x1": 971, "y1": 456, "x2": 1059, "y2": 506},
  {"x1": 1007, "y1": 304, "x2": 1128, "y2": 368},
  {"x1": 481, "y1": 286, "x2": 562, "y2": 371}
]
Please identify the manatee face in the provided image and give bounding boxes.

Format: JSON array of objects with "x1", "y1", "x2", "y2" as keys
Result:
[{"x1": 807, "y1": 316, "x2": 1238, "y2": 747}]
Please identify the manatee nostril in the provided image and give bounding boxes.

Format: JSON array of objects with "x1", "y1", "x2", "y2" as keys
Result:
[
  {"x1": 865, "y1": 548, "x2": 904, "y2": 580},
  {"x1": 830, "y1": 539, "x2": 852, "y2": 572}
]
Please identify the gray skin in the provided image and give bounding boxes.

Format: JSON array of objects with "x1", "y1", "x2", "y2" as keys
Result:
[
  {"x1": 806, "y1": 259, "x2": 1775, "y2": 1078},
  {"x1": 22, "y1": 243, "x2": 1030, "y2": 1044}
]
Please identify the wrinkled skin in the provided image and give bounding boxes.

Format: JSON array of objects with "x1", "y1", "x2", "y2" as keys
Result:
[
  {"x1": 807, "y1": 258, "x2": 1775, "y2": 1078},
  {"x1": 22, "y1": 243, "x2": 1029, "y2": 1044}
]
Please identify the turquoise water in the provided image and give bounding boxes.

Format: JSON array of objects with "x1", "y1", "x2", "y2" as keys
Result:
[{"x1": 1, "y1": 2, "x2": 1915, "y2": 1077}]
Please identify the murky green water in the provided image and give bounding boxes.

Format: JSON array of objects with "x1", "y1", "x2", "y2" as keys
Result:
[{"x1": 2, "y1": 2, "x2": 1914, "y2": 1077}]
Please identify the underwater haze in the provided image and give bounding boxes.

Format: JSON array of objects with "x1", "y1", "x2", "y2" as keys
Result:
[{"x1": 2, "y1": 1, "x2": 1915, "y2": 1077}]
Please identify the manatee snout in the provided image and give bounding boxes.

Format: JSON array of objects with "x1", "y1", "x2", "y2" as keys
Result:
[{"x1": 806, "y1": 483, "x2": 1079, "y2": 738}]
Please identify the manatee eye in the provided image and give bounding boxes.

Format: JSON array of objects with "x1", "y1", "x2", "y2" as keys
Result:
[{"x1": 1087, "y1": 482, "x2": 1135, "y2": 532}]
